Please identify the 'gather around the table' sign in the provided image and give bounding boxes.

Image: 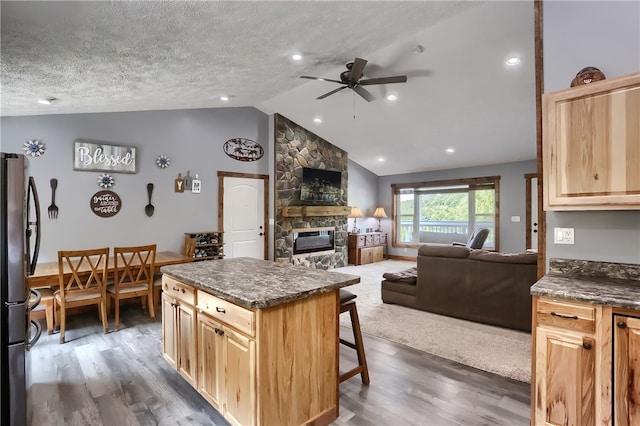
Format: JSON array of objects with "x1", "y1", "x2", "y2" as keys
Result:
[
  {"x1": 90, "y1": 190, "x2": 121, "y2": 217},
  {"x1": 74, "y1": 139, "x2": 137, "y2": 173}
]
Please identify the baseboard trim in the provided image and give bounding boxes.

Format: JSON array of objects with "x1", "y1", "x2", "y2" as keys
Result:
[{"x1": 387, "y1": 254, "x2": 417, "y2": 262}]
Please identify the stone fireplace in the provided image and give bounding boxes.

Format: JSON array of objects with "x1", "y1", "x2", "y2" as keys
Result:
[{"x1": 274, "y1": 114, "x2": 349, "y2": 269}]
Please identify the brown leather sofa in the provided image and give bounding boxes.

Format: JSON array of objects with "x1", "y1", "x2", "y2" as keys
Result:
[{"x1": 381, "y1": 245, "x2": 537, "y2": 332}]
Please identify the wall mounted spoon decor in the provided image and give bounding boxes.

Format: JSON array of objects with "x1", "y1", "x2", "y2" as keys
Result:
[{"x1": 145, "y1": 183, "x2": 155, "y2": 217}]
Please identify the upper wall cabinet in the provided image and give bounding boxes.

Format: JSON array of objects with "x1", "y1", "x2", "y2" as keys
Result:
[{"x1": 543, "y1": 72, "x2": 640, "y2": 210}]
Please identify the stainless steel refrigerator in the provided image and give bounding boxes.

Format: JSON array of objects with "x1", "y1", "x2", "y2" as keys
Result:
[{"x1": 1, "y1": 153, "x2": 42, "y2": 426}]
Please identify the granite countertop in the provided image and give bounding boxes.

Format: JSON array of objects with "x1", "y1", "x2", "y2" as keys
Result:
[
  {"x1": 530, "y1": 258, "x2": 640, "y2": 311},
  {"x1": 160, "y1": 257, "x2": 360, "y2": 309}
]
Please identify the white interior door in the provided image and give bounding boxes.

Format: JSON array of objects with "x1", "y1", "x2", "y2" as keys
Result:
[{"x1": 223, "y1": 177, "x2": 265, "y2": 259}]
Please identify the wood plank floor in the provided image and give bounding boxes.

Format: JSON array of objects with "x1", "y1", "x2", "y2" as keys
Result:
[{"x1": 29, "y1": 305, "x2": 530, "y2": 425}]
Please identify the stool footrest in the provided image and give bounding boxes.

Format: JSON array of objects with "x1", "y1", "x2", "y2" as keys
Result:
[
  {"x1": 339, "y1": 338, "x2": 357, "y2": 350},
  {"x1": 339, "y1": 366, "x2": 366, "y2": 383}
]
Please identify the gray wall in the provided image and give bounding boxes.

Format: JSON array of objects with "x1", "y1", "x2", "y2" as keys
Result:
[
  {"x1": 347, "y1": 160, "x2": 381, "y2": 233},
  {"x1": 544, "y1": 1, "x2": 640, "y2": 265},
  {"x1": 1, "y1": 107, "x2": 270, "y2": 262},
  {"x1": 369, "y1": 160, "x2": 537, "y2": 257}
]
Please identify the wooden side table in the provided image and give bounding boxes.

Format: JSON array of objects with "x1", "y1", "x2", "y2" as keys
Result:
[{"x1": 347, "y1": 232, "x2": 387, "y2": 265}]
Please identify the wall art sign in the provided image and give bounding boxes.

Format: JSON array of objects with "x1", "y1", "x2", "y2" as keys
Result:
[
  {"x1": 90, "y1": 190, "x2": 122, "y2": 217},
  {"x1": 223, "y1": 138, "x2": 264, "y2": 162},
  {"x1": 74, "y1": 139, "x2": 137, "y2": 173}
]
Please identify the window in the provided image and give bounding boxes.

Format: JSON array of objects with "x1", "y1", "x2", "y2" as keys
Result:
[{"x1": 392, "y1": 176, "x2": 500, "y2": 250}]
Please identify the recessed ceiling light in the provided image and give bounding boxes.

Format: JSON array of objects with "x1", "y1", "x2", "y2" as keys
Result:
[
  {"x1": 220, "y1": 96, "x2": 229, "y2": 101},
  {"x1": 313, "y1": 117, "x2": 322, "y2": 124},
  {"x1": 506, "y1": 57, "x2": 521, "y2": 66},
  {"x1": 386, "y1": 94, "x2": 398, "y2": 101},
  {"x1": 292, "y1": 53, "x2": 302, "y2": 61},
  {"x1": 446, "y1": 148, "x2": 455, "y2": 154},
  {"x1": 377, "y1": 157, "x2": 385, "y2": 162},
  {"x1": 38, "y1": 97, "x2": 56, "y2": 105}
]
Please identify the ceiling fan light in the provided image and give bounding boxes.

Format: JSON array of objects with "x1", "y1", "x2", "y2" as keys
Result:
[
  {"x1": 292, "y1": 53, "x2": 302, "y2": 61},
  {"x1": 313, "y1": 117, "x2": 322, "y2": 124},
  {"x1": 446, "y1": 148, "x2": 455, "y2": 154},
  {"x1": 220, "y1": 96, "x2": 229, "y2": 101},
  {"x1": 386, "y1": 94, "x2": 398, "y2": 101}
]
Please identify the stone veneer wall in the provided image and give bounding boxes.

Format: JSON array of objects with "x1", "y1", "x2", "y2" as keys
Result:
[{"x1": 274, "y1": 114, "x2": 349, "y2": 269}]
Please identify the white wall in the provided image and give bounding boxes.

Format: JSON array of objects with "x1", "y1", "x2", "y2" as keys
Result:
[
  {"x1": 2, "y1": 107, "x2": 270, "y2": 262},
  {"x1": 544, "y1": 1, "x2": 640, "y2": 265}
]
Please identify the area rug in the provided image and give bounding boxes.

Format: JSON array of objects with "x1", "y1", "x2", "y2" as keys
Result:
[{"x1": 334, "y1": 260, "x2": 532, "y2": 383}]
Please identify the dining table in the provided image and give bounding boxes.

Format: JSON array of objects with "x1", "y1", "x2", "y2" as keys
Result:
[{"x1": 27, "y1": 250, "x2": 193, "y2": 288}]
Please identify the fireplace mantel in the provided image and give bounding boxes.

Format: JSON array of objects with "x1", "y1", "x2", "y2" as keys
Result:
[{"x1": 282, "y1": 206, "x2": 351, "y2": 217}]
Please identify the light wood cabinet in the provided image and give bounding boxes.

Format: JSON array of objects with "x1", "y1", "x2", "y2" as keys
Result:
[
  {"x1": 613, "y1": 314, "x2": 640, "y2": 426},
  {"x1": 222, "y1": 324, "x2": 255, "y2": 426},
  {"x1": 531, "y1": 296, "x2": 640, "y2": 426},
  {"x1": 348, "y1": 232, "x2": 387, "y2": 265},
  {"x1": 161, "y1": 276, "x2": 197, "y2": 385},
  {"x1": 197, "y1": 314, "x2": 224, "y2": 410},
  {"x1": 543, "y1": 72, "x2": 640, "y2": 210},
  {"x1": 197, "y1": 298, "x2": 256, "y2": 426},
  {"x1": 534, "y1": 325, "x2": 596, "y2": 425}
]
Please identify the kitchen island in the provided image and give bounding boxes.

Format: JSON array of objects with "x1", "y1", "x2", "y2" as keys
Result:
[{"x1": 160, "y1": 257, "x2": 360, "y2": 426}]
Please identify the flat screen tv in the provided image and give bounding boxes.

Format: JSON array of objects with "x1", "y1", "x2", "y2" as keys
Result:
[{"x1": 300, "y1": 167, "x2": 342, "y2": 204}]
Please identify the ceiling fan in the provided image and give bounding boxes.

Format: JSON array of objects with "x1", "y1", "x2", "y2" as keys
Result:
[{"x1": 300, "y1": 57, "x2": 407, "y2": 102}]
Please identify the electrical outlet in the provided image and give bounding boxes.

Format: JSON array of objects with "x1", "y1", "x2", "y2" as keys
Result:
[{"x1": 553, "y1": 227, "x2": 575, "y2": 244}]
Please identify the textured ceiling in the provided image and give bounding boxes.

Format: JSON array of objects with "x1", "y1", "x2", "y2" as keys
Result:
[{"x1": 1, "y1": 1, "x2": 536, "y2": 176}]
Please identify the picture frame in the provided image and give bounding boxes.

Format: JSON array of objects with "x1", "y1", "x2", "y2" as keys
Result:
[{"x1": 73, "y1": 139, "x2": 137, "y2": 173}]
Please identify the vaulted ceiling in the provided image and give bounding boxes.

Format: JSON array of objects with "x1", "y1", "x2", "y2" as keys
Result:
[{"x1": 1, "y1": 1, "x2": 536, "y2": 176}]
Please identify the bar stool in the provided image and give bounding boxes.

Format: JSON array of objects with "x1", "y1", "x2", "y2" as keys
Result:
[{"x1": 339, "y1": 289, "x2": 370, "y2": 385}]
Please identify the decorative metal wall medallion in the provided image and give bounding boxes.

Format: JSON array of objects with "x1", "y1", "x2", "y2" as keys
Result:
[
  {"x1": 23, "y1": 139, "x2": 46, "y2": 157},
  {"x1": 156, "y1": 155, "x2": 171, "y2": 168},
  {"x1": 223, "y1": 138, "x2": 264, "y2": 162},
  {"x1": 97, "y1": 173, "x2": 115, "y2": 188},
  {"x1": 90, "y1": 190, "x2": 121, "y2": 217}
]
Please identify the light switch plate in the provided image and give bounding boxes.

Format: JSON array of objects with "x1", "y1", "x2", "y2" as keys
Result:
[
  {"x1": 511, "y1": 216, "x2": 521, "y2": 222},
  {"x1": 554, "y1": 227, "x2": 575, "y2": 244}
]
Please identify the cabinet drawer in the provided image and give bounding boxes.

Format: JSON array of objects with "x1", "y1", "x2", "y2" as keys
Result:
[
  {"x1": 162, "y1": 275, "x2": 195, "y2": 305},
  {"x1": 355, "y1": 235, "x2": 366, "y2": 247},
  {"x1": 197, "y1": 290, "x2": 255, "y2": 337},
  {"x1": 537, "y1": 298, "x2": 596, "y2": 333}
]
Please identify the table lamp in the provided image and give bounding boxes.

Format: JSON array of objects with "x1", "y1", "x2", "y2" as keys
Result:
[
  {"x1": 373, "y1": 207, "x2": 387, "y2": 232},
  {"x1": 348, "y1": 206, "x2": 363, "y2": 233}
]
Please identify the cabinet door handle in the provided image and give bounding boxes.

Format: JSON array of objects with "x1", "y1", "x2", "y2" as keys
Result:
[
  {"x1": 617, "y1": 321, "x2": 627, "y2": 329},
  {"x1": 583, "y1": 342, "x2": 592, "y2": 350},
  {"x1": 550, "y1": 312, "x2": 578, "y2": 320},
  {"x1": 216, "y1": 307, "x2": 226, "y2": 313}
]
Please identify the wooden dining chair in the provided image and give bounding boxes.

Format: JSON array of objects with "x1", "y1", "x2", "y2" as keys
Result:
[
  {"x1": 107, "y1": 244, "x2": 156, "y2": 331},
  {"x1": 55, "y1": 247, "x2": 110, "y2": 344}
]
